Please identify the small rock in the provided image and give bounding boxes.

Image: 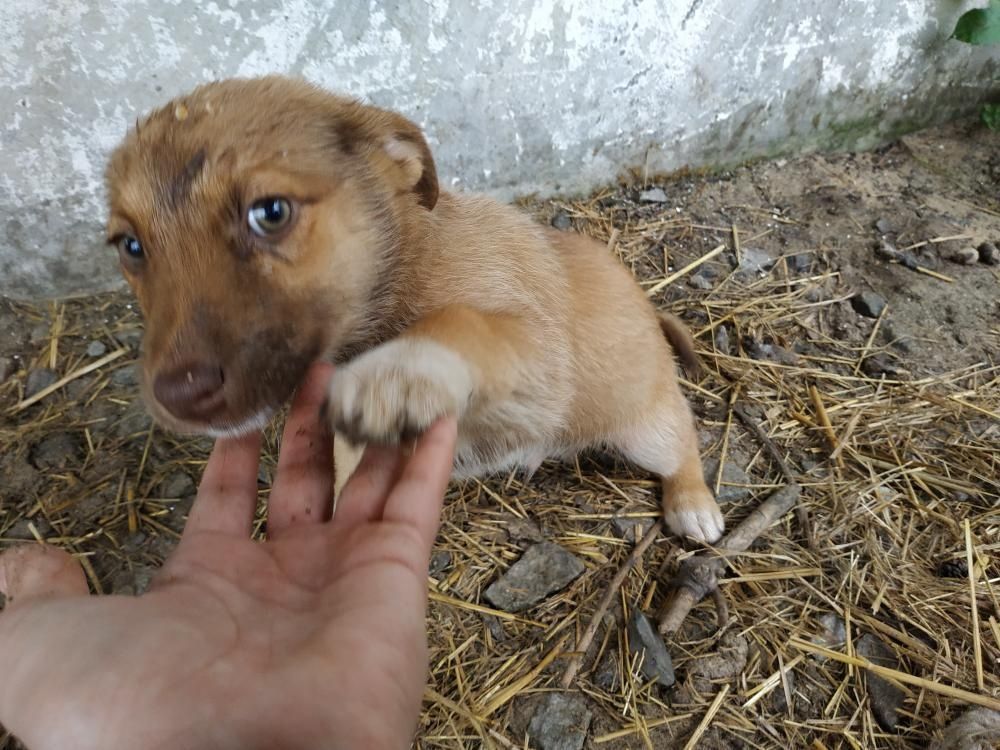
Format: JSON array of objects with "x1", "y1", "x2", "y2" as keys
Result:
[
  {"x1": 551, "y1": 211, "x2": 573, "y2": 230},
  {"x1": 702, "y1": 459, "x2": 750, "y2": 503},
  {"x1": 0, "y1": 357, "x2": 14, "y2": 383},
  {"x1": 744, "y1": 338, "x2": 799, "y2": 365},
  {"x1": 851, "y1": 291, "x2": 886, "y2": 319},
  {"x1": 687, "y1": 272, "x2": 714, "y2": 290},
  {"x1": 978, "y1": 242, "x2": 1000, "y2": 266},
  {"x1": 856, "y1": 634, "x2": 904, "y2": 731},
  {"x1": 160, "y1": 471, "x2": 195, "y2": 499},
  {"x1": 30, "y1": 432, "x2": 83, "y2": 470},
  {"x1": 6, "y1": 516, "x2": 53, "y2": 540},
  {"x1": 482, "y1": 614, "x2": 506, "y2": 643},
  {"x1": 789, "y1": 252, "x2": 813, "y2": 273},
  {"x1": 29, "y1": 323, "x2": 50, "y2": 343},
  {"x1": 714, "y1": 326, "x2": 732, "y2": 356},
  {"x1": 527, "y1": 693, "x2": 593, "y2": 750},
  {"x1": 689, "y1": 631, "x2": 748, "y2": 680},
  {"x1": 505, "y1": 515, "x2": 544, "y2": 543},
  {"x1": 737, "y1": 246, "x2": 773, "y2": 275},
  {"x1": 948, "y1": 247, "x2": 979, "y2": 265},
  {"x1": 769, "y1": 667, "x2": 796, "y2": 714},
  {"x1": 935, "y1": 559, "x2": 968, "y2": 579},
  {"x1": 638, "y1": 187, "x2": 667, "y2": 203},
  {"x1": 929, "y1": 706, "x2": 1000, "y2": 750},
  {"x1": 429, "y1": 550, "x2": 452, "y2": 578},
  {"x1": 812, "y1": 613, "x2": 846, "y2": 649},
  {"x1": 874, "y1": 217, "x2": 896, "y2": 234},
  {"x1": 111, "y1": 365, "x2": 140, "y2": 388},
  {"x1": 861, "y1": 354, "x2": 904, "y2": 378},
  {"x1": 115, "y1": 329, "x2": 143, "y2": 350},
  {"x1": 594, "y1": 649, "x2": 620, "y2": 692},
  {"x1": 627, "y1": 610, "x2": 675, "y2": 687},
  {"x1": 483, "y1": 542, "x2": 585, "y2": 613},
  {"x1": 611, "y1": 515, "x2": 654, "y2": 541},
  {"x1": 25, "y1": 368, "x2": 57, "y2": 397},
  {"x1": 86, "y1": 340, "x2": 108, "y2": 358}
]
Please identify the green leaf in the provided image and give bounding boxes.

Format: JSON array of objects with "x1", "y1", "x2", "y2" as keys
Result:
[
  {"x1": 952, "y1": 1, "x2": 1000, "y2": 45},
  {"x1": 982, "y1": 103, "x2": 1000, "y2": 131}
]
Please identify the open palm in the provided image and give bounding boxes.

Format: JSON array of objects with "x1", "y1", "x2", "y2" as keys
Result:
[{"x1": 0, "y1": 363, "x2": 457, "y2": 750}]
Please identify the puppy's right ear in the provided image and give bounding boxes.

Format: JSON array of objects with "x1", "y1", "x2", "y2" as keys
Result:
[{"x1": 336, "y1": 105, "x2": 439, "y2": 211}]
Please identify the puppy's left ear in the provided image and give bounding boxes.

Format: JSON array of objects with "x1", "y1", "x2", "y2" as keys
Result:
[{"x1": 339, "y1": 105, "x2": 439, "y2": 211}]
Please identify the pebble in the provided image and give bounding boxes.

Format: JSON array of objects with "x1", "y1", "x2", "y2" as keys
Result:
[
  {"x1": 638, "y1": 187, "x2": 667, "y2": 203},
  {"x1": 611, "y1": 515, "x2": 654, "y2": 541},
  {"x1": 429, "y1": 551, "x2": 452, "y2": 579},
  {"x1": 978, "y1": 242, "x2": 1000, "y2": 266},
  {"x1": 769, "y1": 667, "x2": 796, "y2": 713},
  {"x1": 744, "y1": 339, "x2": 799, "y2": 365},
  {"x1": 505, "y1": 515, "x2": 544, "y2": 543},
  {"x1": 789, "y1": 252, "x2": 813, "y2": 273},
  {"x1": 527, "y1": 693, "x2": 593, "y2": 750},
  {"x1": 627, "y1": 610, "x2": 675, "y2": 687},
  {"x1": 86, "y1": 340, "x2": 108, "y2": 358},
  {"x1": 874, "y1": 217, "x2": 896, "y2": 234},
  {"x1": 935, "y1": 559, "x2": 968, "y2": 579},
  {"x1": 688, "y1": 631, "x2": 748, "y2": 680},
  {"x1": 483, "y1": 542, "x2": 585, "y2": 613},
  {"x1": 0, "y1": 357, "x2": 13, "y2": 383},
  {"x1": 861, "y1": 354, "x2": 903, "y2": 378},
  {"x1": 701, "y1": 459, "x2": 751, "y2": 504},
  {"x1": 812, "y1": 613, "x2": 846, "y2": 649},
  {"x1": 850, "y1": 291, "x2": 886, "y2": 319},
  {"x1": 737, "y1": 246, "x2": 773, "y2": 275},
  {"x1": 594, "y1": 649, "x2": 620, "y2": 691},
  {"x1": 160, "y1": 471, "x2": 195, "y2": 499},
  {"x1": 25, "y1": 367, "x2": 57, "y2": 397},
  {"x1": 687, "y1": 272, "x2": 714, "y2": 290},
  {"x1": 115, "y1": 329, "x2": 143, "y2": 350},
  {"x1": 550, "y1": 211, "x2": 573, "y2": 230},
  {"x1": 929, "y1": 707, "x2": 1000, "y2": 750},
  {"x1": 856, "y1": 634, "x2": 904, "y2": 731},
  {"x1": 30, "y1": 432, "x2": 83, "y2": 470},
  {"x1": 714, "y1": 326, "x2": 732, "y2": 356},
  {"x1": 948, "y1": 247, "x2": 979, "y2": 265},
  {"x1": 111, "y1": 365, "x2": 140, "y2": 388}
]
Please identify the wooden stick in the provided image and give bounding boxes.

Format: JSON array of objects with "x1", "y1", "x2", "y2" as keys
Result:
[
  {"x1": 658, "y1": 484, "x2": 801, "y2": 634},
  {"x1": 966, "y1": 520, "x2": 984, "y2": 692},
  {"x1": 560, "y1": 520, "x2": 663, "y2": 687},
  {"x1": 9, "y1": 348, "x2": 129, "y2": 412}
]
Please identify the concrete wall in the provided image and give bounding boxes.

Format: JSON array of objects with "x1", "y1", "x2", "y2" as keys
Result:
[{"x1": 2, "y1": 0, "x2": 997, "y2": 300}]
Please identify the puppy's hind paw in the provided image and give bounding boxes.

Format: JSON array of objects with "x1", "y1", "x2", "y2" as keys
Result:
[{"x1": 663, "y1": 487, "x2": 725, "y2": 544}]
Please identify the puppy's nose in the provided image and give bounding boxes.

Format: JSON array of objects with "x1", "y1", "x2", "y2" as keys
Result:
[{"x1": 153, "y1": 362, "x2": 226, "y2": 422}]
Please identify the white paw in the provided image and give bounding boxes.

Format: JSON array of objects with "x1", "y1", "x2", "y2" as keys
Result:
[
  {"x1": 664, "y1": 489, "x2": 725, "y2": 543},
  {"x1": 325, "y1": 338, "x2": 473, "y2": 444}
]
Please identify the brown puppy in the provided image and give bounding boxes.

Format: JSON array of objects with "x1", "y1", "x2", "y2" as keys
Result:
[{"x1": 105, "y1": 76, "x2": 724, "y2": 542}]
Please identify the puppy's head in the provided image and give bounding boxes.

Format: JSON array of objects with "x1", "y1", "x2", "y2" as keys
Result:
[{"x1": 105, "y1": 76, "x2": 438, "y2": 436}]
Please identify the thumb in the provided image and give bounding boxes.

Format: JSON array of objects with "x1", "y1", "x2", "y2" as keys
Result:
[{"x1": 0, "y1": 545, "x2": 89, "y2": 610}]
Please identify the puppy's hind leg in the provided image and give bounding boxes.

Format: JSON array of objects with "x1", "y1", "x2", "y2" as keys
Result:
[{"x1": 612, "y1": 402, "x2": 724, "y2": 544}]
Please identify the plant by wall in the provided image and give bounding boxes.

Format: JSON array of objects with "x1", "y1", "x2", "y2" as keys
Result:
[{"x1": 952, "y1": 0, "x2": 1000, "y2": 130}]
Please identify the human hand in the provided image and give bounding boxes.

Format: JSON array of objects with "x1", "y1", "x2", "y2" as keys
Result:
[{"x1": 0, "y1": 362, "x2": 457, "y2": 750}]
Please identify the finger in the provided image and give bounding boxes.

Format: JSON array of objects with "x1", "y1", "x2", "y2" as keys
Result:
[
  {"x1": 381, "y1": 417, "x2": 457, "y2": 554},
  {"x1": 0, "y1": 545, "x2": 88, "y2": 609},
  {"x1": 267, "y1": 362, "x2": 336, "y2": 537},
  {"x1": 184, "y1": 431, "x2": 262, "y2": 538},
  {"x1": 330, "y1": 443, "x2": 404, "y2": 531}
]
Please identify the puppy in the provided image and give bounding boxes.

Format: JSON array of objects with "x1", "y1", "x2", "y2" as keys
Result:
[{"x1": 105, "y1": 76, "x2": 724, "y2": 542}]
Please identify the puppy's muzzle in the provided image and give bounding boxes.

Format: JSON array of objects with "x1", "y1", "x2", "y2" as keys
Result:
[{"x1": 152, "y1": 360, "x2": 226, "y2": 423}]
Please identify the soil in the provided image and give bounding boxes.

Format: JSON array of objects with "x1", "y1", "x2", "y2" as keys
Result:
[{"x1": 1, "y1": 118, "x2": 998, "y2": 750}]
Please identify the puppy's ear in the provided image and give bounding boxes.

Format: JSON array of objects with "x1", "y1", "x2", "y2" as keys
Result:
[{"x1": 338, "y1": 106, "x2": 439, "y2": 211}]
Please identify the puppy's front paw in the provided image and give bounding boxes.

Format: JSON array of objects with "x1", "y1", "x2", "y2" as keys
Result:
[
  {"x1": 663, "y1": 485, "x2": 725, "y2": 544},
  {"x1": 325, "y1": 338, "x2": 473, "y2": 444}
]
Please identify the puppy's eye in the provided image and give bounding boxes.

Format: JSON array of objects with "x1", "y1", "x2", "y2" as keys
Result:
[
  {"x1": 248, "y1": 197, "x2": 292, "y2": 237},
  {"x1": 117, "y1": 235, "x2": 144, "y2": 259}
]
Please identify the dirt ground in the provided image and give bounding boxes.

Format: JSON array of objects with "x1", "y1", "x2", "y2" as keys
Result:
[{"x1": 1, "y1": 118, "x2": 998, "y2": 749}]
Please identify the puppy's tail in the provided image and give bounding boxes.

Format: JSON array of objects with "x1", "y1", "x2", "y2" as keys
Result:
[{"x1": 657, "y1": 312, "x2": 701, "y2": 376}]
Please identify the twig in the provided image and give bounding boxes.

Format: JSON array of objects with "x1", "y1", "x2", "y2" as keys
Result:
[
  {"x1": 966, "y1": 520, "x2": 984, "y2": 692},
  {"x1": 9, "y1": 348, "x2": 129, "y2": 412},
  {"x1": 645, "y1": 244, "x2": 726, "y2": 296},
  {"x1": 560, "y1": 520, "x2": 663, "y2": 687},
  {"x1": 682, "y1": 683, "x2": 731, "y2": 750},
  {"x1": 658, "y1": 484, "x2": 801, "y2": 634}
]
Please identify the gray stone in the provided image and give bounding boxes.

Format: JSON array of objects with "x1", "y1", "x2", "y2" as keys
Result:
[
  {"x1": 874, "y1": 217, "x2": 895, "y2": 234},
  {"x1": 160, "y1": 471, "x2": 195, "y2": 499},
  {"x1": 2, "y1": 3, "x2": 996, "y2": 299},
  {"x1": 31, "y1": 432, "x2": 83, "y2": 470},
  {"x1": 851, "y1": 291, "x2": 887, "y2": 318},
  {"x1": 24, "y1": 368, "x2": 57, "y2": 397},
  {"x1": 948, "y1": 247, "x2": 979, "y2": 265},
  {"x1": 687, "y1": 272, "x2": 715, "y2": 290},
  {"x1": 812, "y1": 613, "x2": 846, "y2": 649},
  {"x1": 638, "y1": 187, "x2": 668, "y2": 203},
  {"x1": 429, "y1": 550, "x2": 452, "y2": 578},
  {"x1": 789, "y1": 252, "x2": 814, "y2": 273},
  {"x1": 627, "y1": 610, "x2": 675, "y2": 687},
  {"x1": 111, "y1": 365, "x2": 140, "y2": 388},
  {"x1": 86, "y1": 340, "x2": 108, "y2": 358},
  {"x1": 978, "y1": 242, "x2": 1000, "y2": 266},
  {"x1": 702, "y1": 459, "x2": 751, "y2": 504},
  {"x1": 714, "y1": 325, "x2": 732, "y2": 356},
  {"x1": 856, "y1": 634, "x2": 904, "y2": 731},
  {"x1": 611, "y1": 515, "x2": 654, "y2": 541},
  {"x1": 527, "y1": 693, "x2": 593, "y2": 750},
  {"x1": 738, "y1": 246, "x2": 773, "y2": 275},
  {"x1": 745, "y1": 339, "x2": 799, "y2": 365},
  {"x1": 505, "y1": 516, "x2": 544, "y2": 543},
  {"x1": 0, "y1": 357, "x2": 14, "y2": 383},
  {"x1": 594, "y1": 649, "x2": 620, "y2": 692},
  {"x1": 688, "y1": 631, "x2": 748, "y2": 680},
  {"x1": 483, "y1": 542, "x2": 585, "y2": 612},
  {"x1": 115, "y1": 329, "x2": 144, "y2": 351},
  {"x1": 550, "y1": 211, "x2": 573, "y2": 230},
  {"x1": 929, "y1": 707, "x2": 1000, "y2": 750}
]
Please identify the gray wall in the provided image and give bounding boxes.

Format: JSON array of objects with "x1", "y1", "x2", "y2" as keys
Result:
[{"x1": 2, "y1": 0, "x2": 997, "y2": 299}]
